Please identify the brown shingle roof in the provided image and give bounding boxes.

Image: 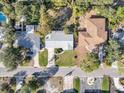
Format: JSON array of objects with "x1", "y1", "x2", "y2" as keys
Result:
[{"x1": 87, "y1": 18, "x2": 107, "y2": 40}]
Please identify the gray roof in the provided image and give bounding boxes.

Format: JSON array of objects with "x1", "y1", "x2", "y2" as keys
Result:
[
  {"x1": 15, "y1": 31, "x2": 40, "y2": 57},
  {"x1": 45, "y1": 31, "x2": 73, "y2": 41}
]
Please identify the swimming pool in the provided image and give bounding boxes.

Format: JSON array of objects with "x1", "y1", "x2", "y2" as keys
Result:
[{"x1": 0, "y1": 12, "x2": 7, "y2": 23}]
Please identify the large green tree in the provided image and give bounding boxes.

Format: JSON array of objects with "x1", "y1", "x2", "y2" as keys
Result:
[
  {"x1": 0, "y1": 47, "x2": 23, "y2": 70},
  {"x1": 80, "y1": 53, "x2": 99, "y2": 72},
  {"x1": 15, "y1": 1, "x2": 40, "y2": 24},
  {"x1": 39, "y1": 5, "x2": 52, "y2": 36},
  {"x1": 2, "y1": 3, "x2": 15, "y2": 19},
  {"x1": 2, "y1": 23, "x2": 15, "y2": 46},
  {"x1": 105, "y1": 39, "x2": 121, "y2": 65}
]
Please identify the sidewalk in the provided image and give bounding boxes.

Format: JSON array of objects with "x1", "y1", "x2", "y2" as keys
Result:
[
  {"x1": 33, "y1": 53, "x2": 40, "y2": 68},
  {"x1": 113, "y1": 78, "x2": 124, "y2": 91},
  {"x1": 63, "y1": 76, "x2": 73, "y2": 90},
  {"x1": 47, "y1": 48, "x2": 55, "y2": 67}
]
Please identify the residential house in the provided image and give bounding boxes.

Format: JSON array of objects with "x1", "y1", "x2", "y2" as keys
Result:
[
  {"x1": 79, "y1": 17, "x2": 107, "y2": 52},
  {"x1": 14, "y1": 25, "x2": 41, "y2": 67},
  {"x1": 45, "y1": 31, "x2": 73, "y2": 50},
  {"x1": 76, "y1": 15, "x2": 107, "y2": 62}
]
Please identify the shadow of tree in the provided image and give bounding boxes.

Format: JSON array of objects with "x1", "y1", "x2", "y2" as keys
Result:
[
  {"x1": 11, "y1": 66, "x2": 59, "y2": 92},
  {"x1": 63, "y1": 89, "x2": 78, "y2": 93}
]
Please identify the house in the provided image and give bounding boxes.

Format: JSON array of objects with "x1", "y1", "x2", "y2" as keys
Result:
[
  {"x1": 76, "y1": 14, "x2": 107, "y2": 62},
  {"x1": 45, "y1": 31, "x2": 73, "y2": 50},
  {"x1": 14, "y1": 25, "x2": 41, "y2": 67},
  {"x1": 78, "y1": 17, "x2": 107, "y2": 52}
]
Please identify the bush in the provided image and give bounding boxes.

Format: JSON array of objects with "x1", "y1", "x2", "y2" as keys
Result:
[
  {"x1": 55, "y1": 48, "x2": 63, "y2": 54},
  {"x1": 119, "y1": 78, "x2": 124, "y2": 85}
]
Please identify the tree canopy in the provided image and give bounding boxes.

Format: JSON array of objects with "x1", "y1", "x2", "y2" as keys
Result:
[
  {"x1": 0, "y1": 47, "x2": 23, "y2": 70},
  {"x1": 80, "y1": 53, "x2": 99, "y2": 72},
  {"x1": 105, "y1": 39, "x2": 121, "y2": 65}
]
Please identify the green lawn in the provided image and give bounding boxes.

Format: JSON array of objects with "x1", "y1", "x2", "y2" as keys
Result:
[
  {"x1": 55, "y1": 50, "x2": 76, "y2": 66},
  {"x1": 118, "y1": 61, "x2": 124, "y2": 74},
  {"x1": 39, "y1": 49, "x2": 48, "y2": 66},
  {"x1": 73, "y1": 77, "x2": 80, "y2": 93},
  {"x1": 102, "y1": 76, "x2": 110, "y2": 93},
  {"x1": 20, "y1": 59, "x2": 30, "y2": 66}
]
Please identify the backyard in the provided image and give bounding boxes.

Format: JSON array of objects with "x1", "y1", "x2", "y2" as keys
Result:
[
  {"x1": 55, "y1": 50, "x2": 76, "y2": 67},
  {"x1": 39, "y1": 49, "x2": 48, "y2": 66}
]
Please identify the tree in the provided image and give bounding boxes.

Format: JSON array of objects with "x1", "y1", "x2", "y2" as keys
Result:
[
  {"x1": 116, "y1": 6, "x2": 124, "y2": 23},
  {"x1": 0, "y1": 47, "x2": 23, "y2": 70},
  {"x1": 88, "y1": 0, "x2": 113, "y2": 5},
  {"x1": 27, "y1": 77, "x2": 39, "y2": 90},
  {"x1": 39, "y1": 5, "x2": 52, "y2": 36},
  {"x1": 2, "y1": 23, "x2": 15, "y2": 46},
  {"x1": 105, "y1": 39, "x2": 121, "y2": 65},
  {"x1": 80, "y1": 53, "x2": 99, "y2": 72},
  {"x1": 20, "y1": 85, "x2": 31, "y2": 93},
  {"x1": 1, "y1": 83, "x2": 10, "y2": 91},
  {"x1": 2, "y1": 4, "x2": 15, "y2": 19}
]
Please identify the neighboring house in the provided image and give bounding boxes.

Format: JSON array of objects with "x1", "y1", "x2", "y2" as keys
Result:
[
  {"x1": 76, "y1": 13, "x2": 107, "y2": 62},
  {"x1": 78, "y1": 17, "x2": 107, "y2": 52},
  {"x1": 45, "y1": 31, "x2": 73, "y2": 50},
  {"x1": 14, "y1": 25, "x2": 41, "y2": 67},
  {"x1": 14, "y1": 25, "x2": 40, "y2": 57}
]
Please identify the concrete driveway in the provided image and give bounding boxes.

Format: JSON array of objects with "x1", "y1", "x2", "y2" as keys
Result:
[
  {"x1": 47, "y1": 48, "x2": 55, "y2": 67},
  {"x1": 33, "y1": 53, "x2": 40, "y2": 67},
  {"x1": 113, "y1": 78, "x2": 124, "y2": 91},
  {"x1": 80, "y1": 77, "x2": 102, "y2": 93}
]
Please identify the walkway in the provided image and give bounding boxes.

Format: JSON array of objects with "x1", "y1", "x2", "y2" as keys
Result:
[
  {"x1": 47, "y1": 48, "x2": 55, "y2": 67},
  {"x1": 113, "y1": 78, "x2": 124, "y2": 91},
  {"x1": 63, "y1": 76, "x2": 73, "y2": 90},
  {"x1": 33, "y1": 53, "x2": 40, "y2": 67}
]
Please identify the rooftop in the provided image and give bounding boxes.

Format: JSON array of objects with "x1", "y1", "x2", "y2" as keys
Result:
[{"x1": 45, "y1": 31, "x2": 73, "y2": 41}]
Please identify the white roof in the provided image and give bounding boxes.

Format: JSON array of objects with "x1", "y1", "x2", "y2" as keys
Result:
[{"x1": 45, "y1": 31, "x2": 73, "y2": 41}]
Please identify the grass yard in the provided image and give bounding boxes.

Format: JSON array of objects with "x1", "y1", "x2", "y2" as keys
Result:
[
  {"x1": 39, "y1": 49, "x2": 48, "y2": 66},
  {"x1": 118, "y1": 61, "x2": 124, "y2": 74},
  {"x1": 73, "y1": 77, "x2": 80, "y2": 93},
  {"x1": 102, "y1": 76, "x2": 110, "y2": 93},
  {"x1": 20, "y1": 59, "x2": 31, "y2": 66},
  {"x1": 55, "y1": 50, "x2": 76, "y2": 67}
]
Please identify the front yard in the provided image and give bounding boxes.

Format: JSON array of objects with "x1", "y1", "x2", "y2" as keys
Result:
[
  {"x1": 73, "y1": 77, "x2": 80, "y2": 93},
  {"x1": 102, "y1": 76, "x2": 110, "y2": 93},
  {"x1": 39, "y1": 49, "x2": 48, "y2": 66},
  {"x1": 118, "y1": 61, "x2": 124, "y2": 74},
  {"x1": 55, "y1": 50, "x2": 76, "y2": 67}
]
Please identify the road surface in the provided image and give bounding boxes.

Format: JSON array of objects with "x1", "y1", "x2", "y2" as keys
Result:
[{"x1": 0, "y1": 66, "x2": 123, "y2": 78}]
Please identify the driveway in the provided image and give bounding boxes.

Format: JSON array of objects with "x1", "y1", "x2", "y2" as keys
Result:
[
  {"x1": 33, "y1": 53, "x2": 40, "y2": 67},
  {"x1": 80, "y1": 77, "x2": 102, "y2": 93},
  {"x1": 47, "y1": 48, "x2": 55, "y2": 67},
  {"x1": 113, "y1": 78, "x2": 124, "y2": 91},
  {"x1": 63, "y1": 76, "x2": 73, "y2": 90}
]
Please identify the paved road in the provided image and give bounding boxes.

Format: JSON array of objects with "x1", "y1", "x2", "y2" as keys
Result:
[{"x1": 0, "y1": 66, "x2": 123, "y2": 77}]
